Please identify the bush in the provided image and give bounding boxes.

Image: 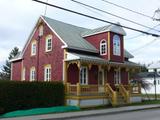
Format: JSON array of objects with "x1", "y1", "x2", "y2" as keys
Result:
[{"x1": 0, "y1": 81, "x2": 65, "y2": 114}]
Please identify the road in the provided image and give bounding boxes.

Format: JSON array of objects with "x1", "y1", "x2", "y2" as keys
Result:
[{"x1": 67, "y1": 109, "x2": 160, "y2": 120}]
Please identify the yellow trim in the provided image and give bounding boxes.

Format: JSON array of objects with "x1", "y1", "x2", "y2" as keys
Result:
[
  {"x1": 66, "y1": 95, "x2": 108, "y2": 100},
  {"x1": 44, "y1": 64, "x2": 51, "y2": 68},
  {"x1": 108, "y1": 32, "x2": 110, "y2": 60}
]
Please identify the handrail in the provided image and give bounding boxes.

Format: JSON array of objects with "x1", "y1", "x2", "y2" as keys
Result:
[
  {"x1": 105, "y1": 83, "x2": 117, "y2": 106},
  {"x1": 119, "y1": 84, "x2": 130, "y2": 103}
]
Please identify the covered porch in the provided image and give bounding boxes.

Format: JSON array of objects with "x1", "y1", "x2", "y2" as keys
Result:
[{"x1": 64, "y1": 52, "x2": 141, "y2": 107}]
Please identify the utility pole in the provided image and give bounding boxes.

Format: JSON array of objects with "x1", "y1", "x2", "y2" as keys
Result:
[{"x1": 154, "y1": 69, "x2": 157, "y2": 100}]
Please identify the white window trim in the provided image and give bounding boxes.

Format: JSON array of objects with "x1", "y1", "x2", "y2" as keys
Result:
[
  {"x1": 113, "y1": 35, "x2": 121, "y2": 56},
  {"x1": 31, "y1": 41, "x2": 36, "y2": 56},
  {"x1": 80, "y1": 66, "x2": 88, "y2": 85},
  {"x1": 45, "y1": 35, "x2": 52, "y2": 52},
  {"x1": 22, "y1": 67, "x2": 26, "y2": 81},
  {"x1": 100, "y1": 39, "x2": 107, "y2": 55},
  {"x1": 44, "y1": 65, "x2": 51, "y2": 81},
  {"x1": 30, "y1": 67, "x2": 36, "y2": 81},
  {"x1": 114, "y1": 69, "x2": 121, "y2": 85},
  {"x1": 39, "y1": 25, "x2": 43, "y2": 37}
]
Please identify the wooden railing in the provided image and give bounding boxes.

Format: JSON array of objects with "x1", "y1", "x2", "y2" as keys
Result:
[
  {"x1": 119, "y1": 84, "x2": 130, "y2": 103},
  {"x1": 123, "y1": 83, "x2": 141, "y2": 95},
  {"x1": 66, "y1": 83, "x2": 101, "y2": 96},
  {"x1": 105, "y1": 83, "x2": 117, "y2": 106}
]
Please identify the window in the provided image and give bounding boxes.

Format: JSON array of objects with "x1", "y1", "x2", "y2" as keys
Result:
[
  {"x1": 114, "y1": 69, "x2": 121, "y2": 84},
  {"x1": 113, "y1": 35, "x2": 121, "y2": 56},
  {"x1": 45, "y1": 35, "x2": 52, "y2": 52},
  {"x1": 80, "y1": 67, "x2": 88, "y2": 85},
  {"x1": 30, "y1": 67, "x2": 36, "y2": 81},
  {"x1": 39, "y1": 25, "x2": 43, "y2": 37},
  {"x1": 31, "y1": 41, "x2": 36, "y2": 56},
  {"x1": 100, "y1": 39, "x2": 107, "y2": 55},
  {"x1": 22, "y1": 67, "x2": 25, "y2": 81},
  {"x1": 44, "y1": 65, "x2": 51, "y2": 81}
]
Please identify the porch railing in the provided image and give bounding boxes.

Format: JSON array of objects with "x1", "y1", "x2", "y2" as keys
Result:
[
  {"x1": 105, "y1": 83, "x2": 117, "y2": 106},
  {"x1": 66, "y1": 83, "x2": 102, "y2": 96},
  {"x1": 123, "y1": 83, "x2": 141, "y2": 95},
  {"x1": 119, "y1": 84, "x2": 130, "y2": 103}
]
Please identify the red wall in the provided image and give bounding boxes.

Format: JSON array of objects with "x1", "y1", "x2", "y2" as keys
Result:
[
  {"x1": 12, "y1": 61, "x2": 22, "y2": 81},
  {"x1": 85, "y1": 32, "x2": 109, "y2": 60},
  {"x1": 19, "y1": 19, "x2": 64, "y2": 81},
  {"x1": 109, "y1": 32, "x2": 124, "y2": 62},
  {"x1": 89, "y1": 65, "x2": 98, "y2": 84},
  {"x1": 67, "y1": 64, "x2": 79, "y2": 84},
  {"x1": 121, "y1": 68, "x2": 128, "y2": 85}
]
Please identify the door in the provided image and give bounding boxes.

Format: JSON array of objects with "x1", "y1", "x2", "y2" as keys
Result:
[
  {"x1": 114, "y1": 70, "x2": 121, "y2": 85},
  {"x1": 98, "y1": 69, "x2": 105, "y2": 92}
]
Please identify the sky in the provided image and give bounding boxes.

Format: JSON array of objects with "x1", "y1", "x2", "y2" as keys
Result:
[{"x1": 0, "y1": 0, "x2": 160, "y2": 70}]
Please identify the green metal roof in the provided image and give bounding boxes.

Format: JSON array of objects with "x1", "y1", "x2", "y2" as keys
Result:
[{"x1": 43, "y1": 16, "x2": 98, "y2": 53}]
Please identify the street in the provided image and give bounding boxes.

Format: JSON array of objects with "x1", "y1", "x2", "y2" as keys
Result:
[{"x1": 67, "y1": 108, "x2": 160, "y2": 120}]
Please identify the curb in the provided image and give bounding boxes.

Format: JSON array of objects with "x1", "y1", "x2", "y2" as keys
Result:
[{"x1": 42, "y1": 105, "x2": 160, "y2": 120}]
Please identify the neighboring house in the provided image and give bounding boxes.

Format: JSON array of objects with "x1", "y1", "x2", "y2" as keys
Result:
[
  {"x1": 139, "y1": 72, "x2": 160, "y2": 94},
  {"x1": 139, "y1": 62, "x2": 160, "y2": 95},
  {"x1": 10, "y1": 16, "x2": 141, "y2": 107}
]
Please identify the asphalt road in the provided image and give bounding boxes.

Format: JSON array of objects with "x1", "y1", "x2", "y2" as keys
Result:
[{"x1": 67, "y1": 108, "x2": 160, "y2": 120}]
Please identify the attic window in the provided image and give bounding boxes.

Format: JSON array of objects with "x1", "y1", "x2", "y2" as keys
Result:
[
  {"x1": 45, "y1": 35, "x2": 52, "y2": 52},
  {"x1": 100, "y1": 39, "x2": 107, "y2": 55},
  {"x1": 39, "y1": 25, "x2": 43, "y2": 37},
  {"x1": 31, "y1": 41, "x2": 36, "y2": 56}
]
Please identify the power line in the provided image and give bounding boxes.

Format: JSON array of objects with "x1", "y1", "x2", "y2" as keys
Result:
[
  {"x1": 71, "y1": 0, "x2": 160, "y2": 32},
  {"x1": 101, "y1": 0, "x2": 153, "y2": 19},
  {"x1": 130, "y1": 38, "x2": 158, "y2": 53},
  {"x1": 126, "y1": 23, "x2": 160, "y2": 40},
  {"x1": 32, "y1": 0, "x2": 160, "y2": 37}
]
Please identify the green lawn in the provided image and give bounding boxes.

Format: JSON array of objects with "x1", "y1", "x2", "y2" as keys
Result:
[
  {"x1": 142, "y1": 94, "x2": 160, "y2": 98},
  {"x1": 130, "y1": 100, "x2": 160, "y2": 106}
]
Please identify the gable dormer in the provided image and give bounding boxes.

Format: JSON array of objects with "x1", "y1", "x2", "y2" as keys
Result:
[{"x1": 83, "y1": 23, "x2": 126, "y2": 63}]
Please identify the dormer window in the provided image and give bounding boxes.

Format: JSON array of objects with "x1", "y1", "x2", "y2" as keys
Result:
[
  {"x1": 31, "y1": 40, "x2": 36, "y2": 56},
  {"x1": 113, "y1": 35, "x2": 121, "y2": 56},
  {"x1": 100, "y1": 39, "x2": 107, "y2": 55},
  {"x1": 39, "y1": 25, "x2": 43, "y2": 37},
  {"x1": 45, "y1": 35, "x2": 52, "y2": 52}
]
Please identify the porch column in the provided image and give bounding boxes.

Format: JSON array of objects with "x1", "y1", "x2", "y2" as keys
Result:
[{"x1": 64, "y1": 49, "x2": 68, "y2": 84}]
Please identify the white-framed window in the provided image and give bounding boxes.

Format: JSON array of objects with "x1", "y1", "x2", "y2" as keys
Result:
[
  {"x1": 44, "y1": 65, "x2": 51, "y2": 81},
  {"x1": 22, "y1": 67, "x2": 25, "y2": 81},
  {"x1": 80, "y1": 66, "x2": 88, "y2": 85},
  {"x1": 45, "y1": 35, "x2": 52, "y2": 52},
  {"x1": 31, "y1": 41, "x2": 36, "y2": 56},
  {"x1": 39, "y1": 25, "x2": 43, "y2": 37},
  {"x1": 30, "y1": 67, "x2": 36, "y2": 81},
  {"x1": 100, "y1": 39, "x2": 107, "y2": 55},
  {"x1": 113, "y1": 35, "x2": 121, "y2": 56},
  {"x1": 114, "y1": 69, "x2": 121, "y2": 85}
]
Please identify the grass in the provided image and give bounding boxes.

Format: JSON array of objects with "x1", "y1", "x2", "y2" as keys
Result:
[
  {"x1": 142, "y1": 94, "x2": 160, "y2": 98},
  {"x1": 130, "y1": 100, "x2": 160, "y2": 106}
]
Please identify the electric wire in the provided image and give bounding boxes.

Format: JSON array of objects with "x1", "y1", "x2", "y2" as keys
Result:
[
  {"x1": 32, "y1": 0, "x2": 160, "y2": 37},
  {"x1": 101, "y1": 0, "x2": 153, "y2": 19},
  {"x1": 71, "y1": 0, "x2": 160, "y2": 32}
]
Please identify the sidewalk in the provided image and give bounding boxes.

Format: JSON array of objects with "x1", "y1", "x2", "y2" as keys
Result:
[{"x1": 1, "y1": 104, "x2": 160, "y2": 120}]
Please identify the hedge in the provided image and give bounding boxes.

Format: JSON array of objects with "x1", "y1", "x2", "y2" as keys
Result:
[{"x1": 0, "y1": 81, "x2": 65, "y2": 114}]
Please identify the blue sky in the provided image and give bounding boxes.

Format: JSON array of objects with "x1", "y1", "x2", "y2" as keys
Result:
[{"x1": 0, "y1": 0, "x2": 160, "y2": 70}]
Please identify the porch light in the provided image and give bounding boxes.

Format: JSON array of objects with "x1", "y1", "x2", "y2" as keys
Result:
[{"x1": 153, "y1": 8, "x2": 160, "y2": 21}]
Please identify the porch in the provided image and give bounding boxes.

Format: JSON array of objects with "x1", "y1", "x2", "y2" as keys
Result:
[
  {"x1": 64, "y1": 52, "x2": 141, "y2": 107},
  {"x1": 66, "y1": 83, "x2": 141, "y2": 106}
]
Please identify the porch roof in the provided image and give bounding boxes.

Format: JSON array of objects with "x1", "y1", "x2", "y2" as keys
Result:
[{"x1": 65, "y1": 52, "x2": 140, "y2": 68}]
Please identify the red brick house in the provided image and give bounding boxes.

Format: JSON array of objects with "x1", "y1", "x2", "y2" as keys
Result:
[{"x1": 11, "y1": 16, "x2": 141, "y2": 107}]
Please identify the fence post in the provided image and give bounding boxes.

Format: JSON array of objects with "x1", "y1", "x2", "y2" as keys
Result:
[{"x1": 77, "y1": 83, "x2": 81, "y2": 96}]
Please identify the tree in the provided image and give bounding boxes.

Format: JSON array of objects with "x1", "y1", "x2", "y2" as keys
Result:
[{"x1": 0, "y1": 47, "x2": 20, "y2": 80}]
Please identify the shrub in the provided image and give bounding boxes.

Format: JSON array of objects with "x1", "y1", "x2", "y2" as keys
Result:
[{"x1": 0, "y1": 81, "x2": 64, "y2": 114}]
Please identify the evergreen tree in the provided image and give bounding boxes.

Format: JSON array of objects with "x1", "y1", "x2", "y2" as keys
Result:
[{"x1": 0, "y1": 47, "x2": 19, "y2": 80}]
